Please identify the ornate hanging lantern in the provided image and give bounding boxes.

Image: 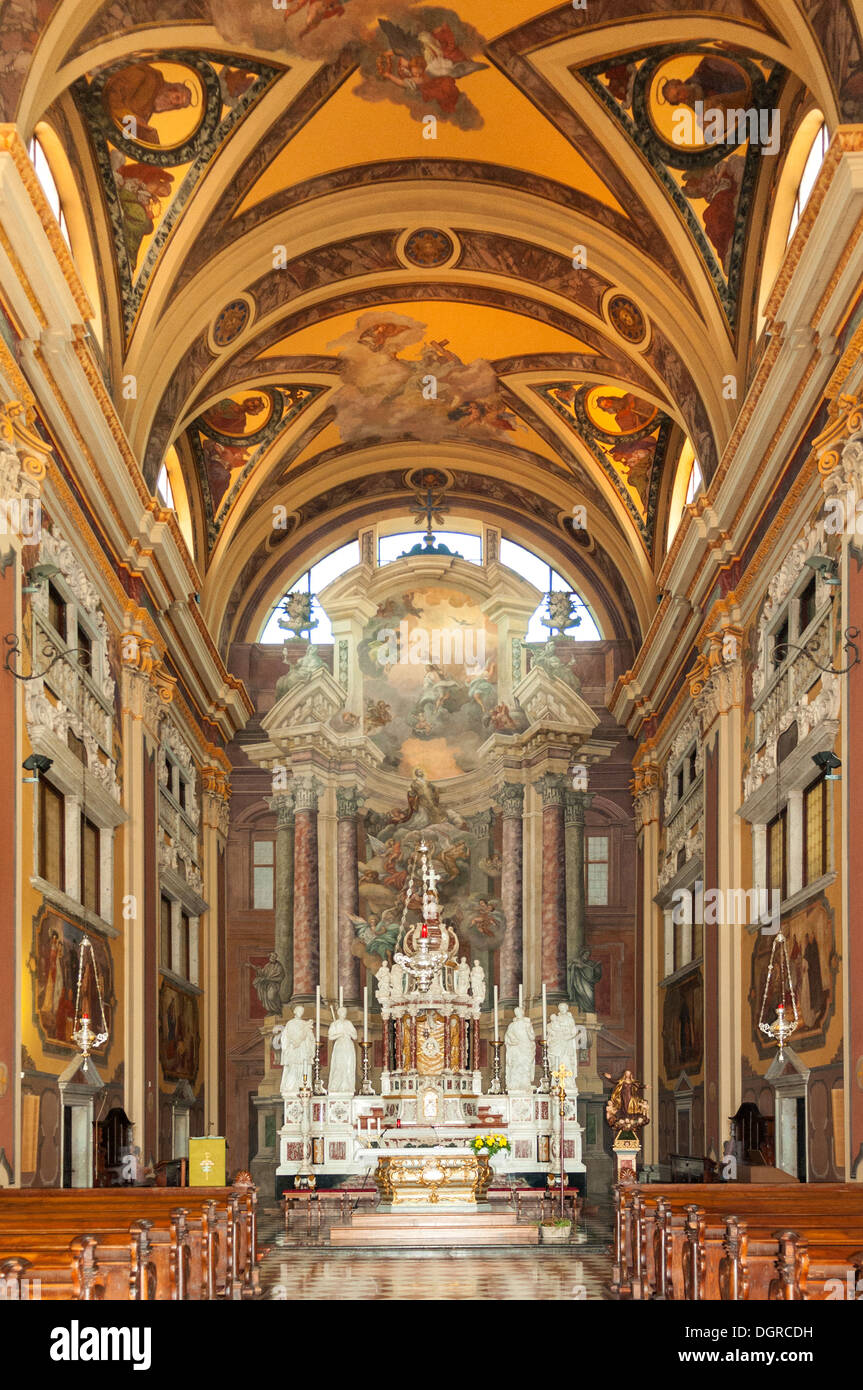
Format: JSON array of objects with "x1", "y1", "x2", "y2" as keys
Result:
[
  {"x1": 757, "y1": 929, "x2": 799, "y2": 1062},
  {"x1": 71, "y1": 934, "x2": 109, "y2": 1068},
  {"x1": 393, "y1": 841, "x2": 453, "y2": 992}
]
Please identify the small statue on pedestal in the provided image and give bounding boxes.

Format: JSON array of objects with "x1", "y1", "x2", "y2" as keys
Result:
[
  {"x1": 375, "y1": 961, "x2": 392, "y2": 1007},
  {"x1": 274, "y1": 1005, "x2": 316, "y2": 1096},
  {"x1": 547, "y1": 1002, "x2": 583, "y2": 1082},
  {"x1": 327, "y1": 1006, "x2": 358, "y2": 1095},
  {"x1": 604, "y1": 1068, "x2": 649, "y2": 1134},
  {"x1": 454, "y1": 957, "x2": 471, "y2": 996},
  {"x1": 504, "y1": 1006, "x2": 536, "y2": 1093},
  {"x1": 470, "y1": 960, "x2": 486, "y2": 1006}
]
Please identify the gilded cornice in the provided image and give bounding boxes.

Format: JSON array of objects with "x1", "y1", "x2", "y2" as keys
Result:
[{"x1": 0, "y1": 126, "x2": 92, "y2": 322}]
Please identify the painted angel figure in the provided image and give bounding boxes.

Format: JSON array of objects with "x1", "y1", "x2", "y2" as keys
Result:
[
  {"x1": 375, "y1": 19, "x2": 487, "y2": 116},
  {"x1": 348, "y1": 906, "x2": 402, "y2": 965}
]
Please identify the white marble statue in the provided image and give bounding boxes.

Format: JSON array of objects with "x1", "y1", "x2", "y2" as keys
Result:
[
  {"x1": 327, "y1": 1006, "x2": 358, "y2": 1094},
  {"x1": 274, "y1": 1004, "x2": 316, "y2": 1096},
  {"x1": 454, "y1": 956, "x2": 471, "y2": 995},
  {"x1": 547, "y1": 1002, "x2": 584, "y2": 1084},
  {"x1": 470, "y1": 960, "x2": 486, "y2": 1005},
  {"x1": 376, "y1": 961, "x2": 392, "y2": 1006},
  {"x1": 504, "y1": 1006, "x2": 536, "y2": 1093},
  {"x1": 390, "y1": 967, "x2": 403, "y2": 1001}
]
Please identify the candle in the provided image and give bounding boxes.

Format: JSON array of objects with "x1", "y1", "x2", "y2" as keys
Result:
[
  {"x1": 518, "y1": 983, "x2": 523, "y2": 1012},
  {"x1": 315, "y1": 985, "x2": 320, "y2": 1043},
  {"x1": 339, "y1": 986, "x2": 343, "y2": 1009},
  {"x1": 363, "y1": 985, "x2": 368, "y2": 1042},
  {"x1": 493, "y1": 985, "x2": 499, "y2": 1042},
  {"x1": 542, "y1": 983, "x2": 548, "y2": 1039}
]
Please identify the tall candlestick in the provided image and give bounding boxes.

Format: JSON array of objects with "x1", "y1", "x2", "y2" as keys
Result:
[
  {"x1": 542, "y1": 982, "x2": 548, "y2": 1038},
  {"x1": 315, "y1": 985, "x2": 321, "y2": 1043},
  {"x1": 363, "y1": 985, "x2": 368, "y2": 1043},
  {"x1": 493, "y1": 984, "x2": 499, "y2": 1042}
]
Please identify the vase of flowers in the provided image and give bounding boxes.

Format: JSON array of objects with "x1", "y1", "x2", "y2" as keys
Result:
[{"x1": 472, "y1": 1133, "x2": 511, "y2": 1173}]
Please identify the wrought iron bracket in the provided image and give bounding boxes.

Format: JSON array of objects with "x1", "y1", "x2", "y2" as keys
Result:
[
  {"x1": 773, "y1": 626, "x2": 861, "y2": 676},
  {"x1": 4, "y1": 633, "x2": 90, "y2": 681}
]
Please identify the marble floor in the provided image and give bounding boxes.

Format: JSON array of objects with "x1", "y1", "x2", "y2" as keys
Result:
[{"x1": 256, "y1": 1203, "x2": 614, "y2": 1300}]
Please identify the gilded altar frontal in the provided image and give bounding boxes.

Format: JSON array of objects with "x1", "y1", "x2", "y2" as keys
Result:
[{"x1": 0, "y1": 0, "x2": 862, "y2": 1349}]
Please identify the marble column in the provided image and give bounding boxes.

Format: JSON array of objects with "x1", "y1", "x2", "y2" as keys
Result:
[
  {"x1": 467, "y1": 808, "x2": 494, "y2": 1001},
  {"x1": 336, "y1": 786, "x2": 362, "y2": 1004},
  {"x1": 292, "y1": 777, "x2": 320, "y2": 1000},
  {"x1": 269, "y1": 791, "x2": 295, "y2": 1004},
  {"x1": 564, "y1": 789, "x2": 593, "y2": 1000},
  {"x1": 494, "y1": 783, "x2": 524, "y2": 1004},
  {"x1": 538, "y1": 773, "x2": 567, "y2": 998}
]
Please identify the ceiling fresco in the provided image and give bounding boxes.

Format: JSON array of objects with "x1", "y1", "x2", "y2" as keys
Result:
[{"x1": 5, "y1": 0, "x2": 863, "y2": 652}]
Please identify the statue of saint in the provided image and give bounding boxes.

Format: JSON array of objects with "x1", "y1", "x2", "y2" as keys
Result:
[
  {"x1": 504, "y1": 1006, "x2": 536, "y2": 1093},
  {"x1": 274, "y1": 1005, "x2": 316, "y2": 1096},
  {"x1": 470, "y1": 960, "x2": 486, "y2": 1006},
  {"x1": 604, "y1": 1068, "x2": 649, "y2": 1133},
  {"x1": 251, "y1": 952, "x2": 284, "y2": 1015},
  {"x1": 547, "y1": 1002, "x2": 584, "y2": 1081},
  {"x1": 454, "y1": 956, "x2": 471, "y2": 996},
  {"x1": 569, "y1": 946, "x2": 602, "y2": 1013},
  {"x1": 376, "y1": 961, "x2": 392, "y2": 1006},
  {"x1": 327, "y1": 1007, "x2": 358, "y2": 1095}
]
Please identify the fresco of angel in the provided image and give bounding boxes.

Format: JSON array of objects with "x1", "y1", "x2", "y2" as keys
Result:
[{"x1": 373, "y1": 18, "x2": 487, "y2": 119}]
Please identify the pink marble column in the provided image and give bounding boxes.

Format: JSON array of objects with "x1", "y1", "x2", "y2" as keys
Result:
[
  {"x1": 292, "y1": 777, "x2": 320, "y2": 999},
  {"x1": 539, "y1": 773, "x2": 567, "y2": 998},
  {"x1": 336, "y1": 787, "x2": 362, "y2": 1003},
  {"x1": 494, "y1": 783, "x2": 524, "y2": 1003}
]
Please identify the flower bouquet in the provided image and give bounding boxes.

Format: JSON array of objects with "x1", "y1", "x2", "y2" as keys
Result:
[{"x1": 472, "y1": 1133, "x2": 511, "y2": 1157}]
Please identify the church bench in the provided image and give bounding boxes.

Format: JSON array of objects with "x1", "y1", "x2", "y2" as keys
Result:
[
  {"x1": 0, "y1": 1202, "x2": 190, "y2": 1301},
  {"x1": 718, "y1": 1220, "x2": 863, "y2": 1301},
  {"x1": 683, "y1": 1207, "x2": 863, "y2": 1300},
  {"x1": 0, "y1": 1223, "x2": 156, "y2": 1300},
  {"x1": 652, "y1": 1196, "x2": 863, "y2": 1301},
  {"x1": 0, "y1": 1185, "x2": 258, "y2": 1298},
  {"x1": 615, "y1": 1183, "x2": 863, "y2": 1299}
]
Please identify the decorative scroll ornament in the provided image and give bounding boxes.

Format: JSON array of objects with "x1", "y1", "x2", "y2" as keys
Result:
[
  {"x1": 757, "y1": 930, "x2": 799, "y2": 1062},
  {"x1": 71, "y1": 935, "x2": 109, "y2": 1068}
]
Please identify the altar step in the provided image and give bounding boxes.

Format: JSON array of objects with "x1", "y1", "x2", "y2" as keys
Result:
[{"x1": 329, "y1": 1210, "x2": 539, "y2": 1247}]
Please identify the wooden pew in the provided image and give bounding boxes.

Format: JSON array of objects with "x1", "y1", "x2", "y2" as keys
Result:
[
  {"x1": 0, "y1": 1222, "x2": 155, "y2": 1300},
  {"x1": 720, "y1": 1220, "x2": 863, "y2": 1301},
  {"x1": 615, "y1": 1182, "x2": 863, "y2": 1301},
  {"x1": 0, "y1": 1184, "x2": 259, "y2": 1298}
]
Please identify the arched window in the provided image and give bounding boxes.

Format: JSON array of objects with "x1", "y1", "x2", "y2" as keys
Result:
[
  {"x1": 260, "y1": 540, "x2": 360, "y2": 642},
  {"x1": 156, "y1": 464, "x2": 175, "y2": 509},
  {"x1": 787, "y1": 121, "x2": 828, "y2": 245},
  {"x1": 498, "y1": 538, "x2": 602, "y2": 640},
  {"x1": 28, "y1": 136, "x2": 70, "y2": 248},
  {"x1": 259, "y1": 533, "x2": 602, "y2": 642},
  {"x1": 685, "y1": 457, "x2": 703, "y2": 506}
]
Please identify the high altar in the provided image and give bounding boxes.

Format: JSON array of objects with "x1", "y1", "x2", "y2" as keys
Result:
[{"x1": 246, "y1": 543, "x2": 614, "y2": 1198}]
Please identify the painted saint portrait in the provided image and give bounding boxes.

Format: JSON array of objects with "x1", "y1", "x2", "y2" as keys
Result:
[
  {"x1": 662, "y1": 970, "x2": 703, "y2": 1074},
  {"x1": 101, "y1": 60, "x2": 204, "y2": 149},
  {"x1": 35, "y1": 913, "x2": 113, "y2": 1052},
  {"x1": 649, "y1": 53, "x2": 753, "y2": 149},
  {"x1": 159, "y1": 980, "x2": 200, "y2": 1082}
]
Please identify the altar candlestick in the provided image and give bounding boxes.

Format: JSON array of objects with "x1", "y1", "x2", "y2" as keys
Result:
[
  {"x1": 315, "y1": 985, "x2": 321, "y2": 1043},
  {"x1": 542, "y1": 983, "x2": 548, "y2": 1038},
  {"x1": 363, "y1": 986, "x2": 368, "y2": 1042},
  {"x1": 493, "y1": 985, "x2": 499, "y2": 1041}
]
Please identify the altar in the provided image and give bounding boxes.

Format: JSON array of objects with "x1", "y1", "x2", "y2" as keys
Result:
[{"x1": 270, "y1": 843, "x2": 586, "y2": 1193}]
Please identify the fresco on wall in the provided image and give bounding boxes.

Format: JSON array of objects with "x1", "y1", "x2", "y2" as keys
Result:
[
  {"x1": 357, "y1": 586, "x2": 499, "y2": 775},
  {"x1": 750, "y1": 901, "x2": 837, "y2": 1054},
  {"x1": 579, "y1": 42, "x2": 784, "y2": 326},
  {"x1": 537, "y1": 380, "x2": 669, "y2": 545},
  {"x1": 75, "y1": 52, "x2": 279, "y2": 330},
  {"x1": 350, "y1": 768, "x2": 504, "y2": 975},
  {"x1": 158, "y1": 979, "x2": 200, "y2": 1082},
  {"x1": 211, "y1": 1, "x2": 488, "y2": 128},
  {"x1": 35, "y1": 911, "x2": 114, "y2": 1054},
  {"x1": 327, "y1": 311, "x2": 518, "y2": 443},
  {"x1": 662, "y1": 969, "x2": 703, "y2": 1075}
]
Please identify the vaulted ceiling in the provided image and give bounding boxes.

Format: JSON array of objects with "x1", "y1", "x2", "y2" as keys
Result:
[{"x1": 6, "y1": 0, "x2": 862, "y2": 654}]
